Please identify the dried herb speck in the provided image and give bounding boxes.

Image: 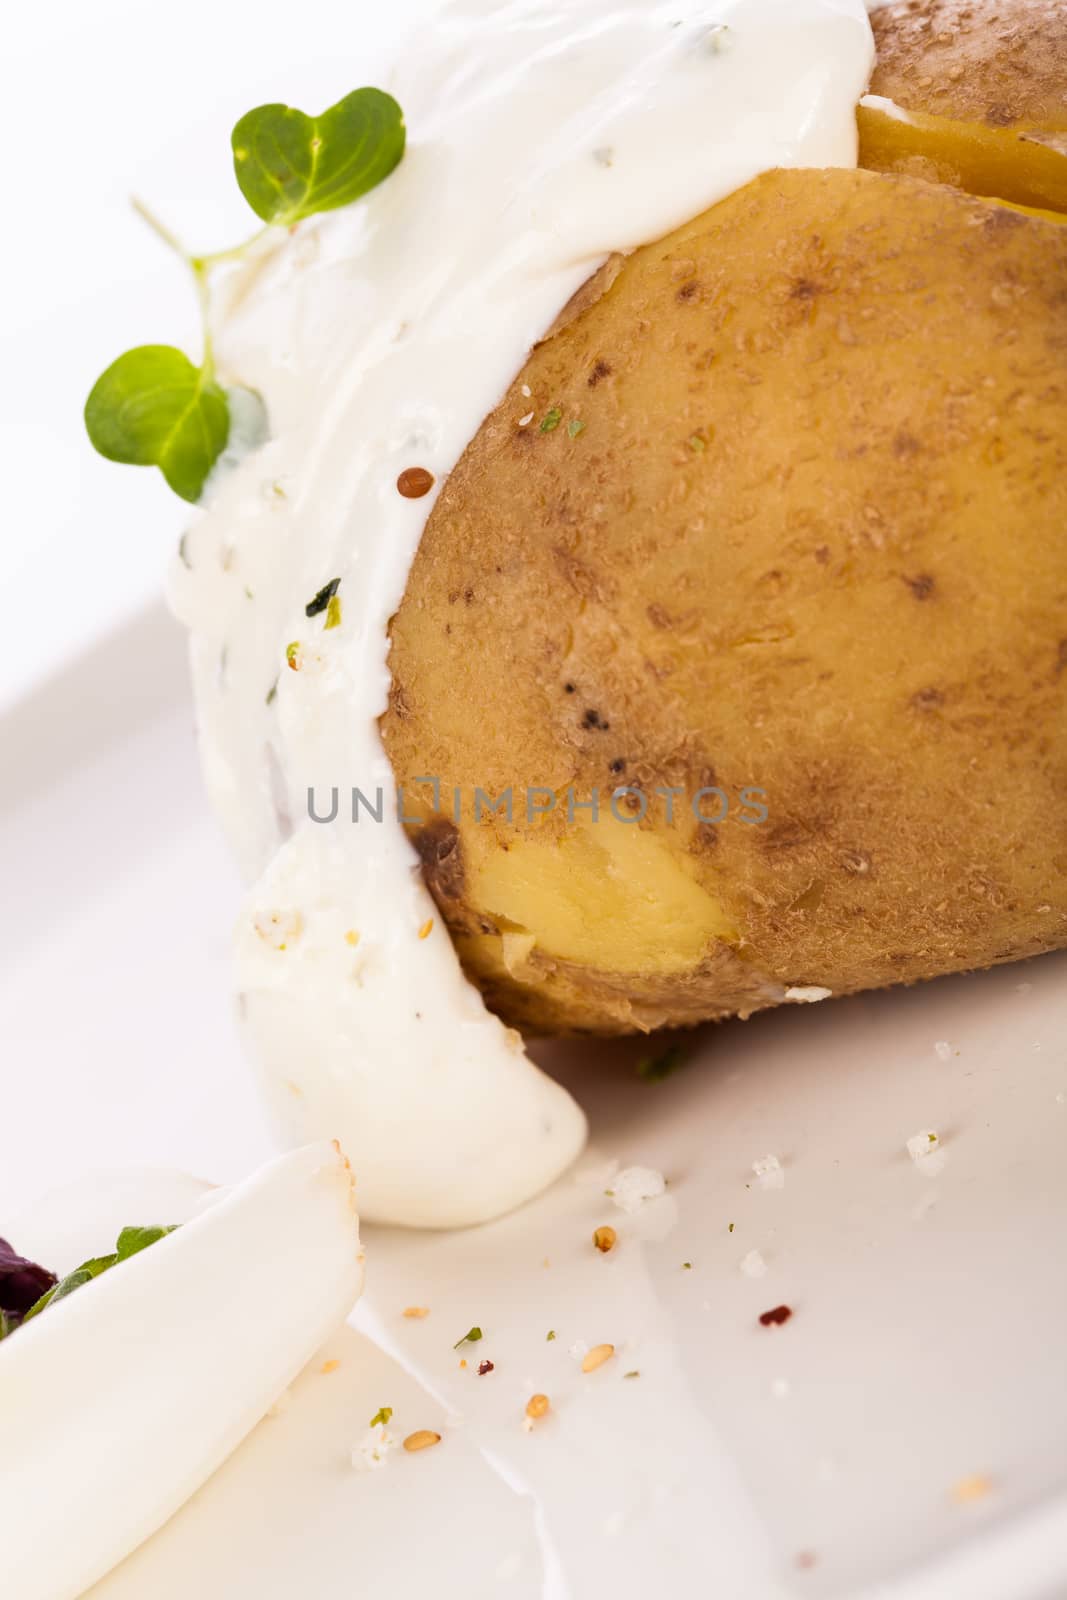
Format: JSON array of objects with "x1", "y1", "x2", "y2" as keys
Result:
[{"x1": 305, "y1": 577, "x2": 340, "y2": 618}]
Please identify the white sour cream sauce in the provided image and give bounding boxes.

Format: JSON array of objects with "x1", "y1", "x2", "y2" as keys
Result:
[{"x1": 171, "y1": 0, "x2": 874, "y2": 1228}]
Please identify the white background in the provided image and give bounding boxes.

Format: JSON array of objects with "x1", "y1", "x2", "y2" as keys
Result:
[{"x1": 2, "y1": 0, "x2": 433, "y2": 711}]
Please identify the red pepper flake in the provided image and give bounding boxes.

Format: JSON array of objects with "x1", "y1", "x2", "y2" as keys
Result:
[
  {"x1": 478, "y1": 1359, "x2": 495, "y2": 1376},
  {"x1": 759, "y1": 1304, "x2": 793, "y2": 1327},
  {"x1": 397, "y1": 467, "x2": 435, "y2": 499}
]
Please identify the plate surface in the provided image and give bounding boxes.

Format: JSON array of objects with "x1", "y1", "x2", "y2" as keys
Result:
[{"x1": 2, "y1": 607, "x2": 1066, "y2": 1600}]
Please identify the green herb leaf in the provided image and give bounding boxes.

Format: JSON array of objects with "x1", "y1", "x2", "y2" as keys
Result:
[
  {"x1": 84, "y1": 346, "x2": 230, "y2": 504},
  {"x1": 115, "y1": 1225, "x2": 178, "y2": 1261},
  {"x1": 324, "y1": 593, "x2": 342, "y2": 630},
  {"x1": 567, "y1": 418, "x2": 586, "y2": 439},
  {"x1": 369, "y1": 1405, "x2": 393, "y2": 1428},
  {"x1": 636, "y1": 1045, "x2": 685, "y2": 1083},
  {"x1": 22, "y1": 1255, "x2": 117, "y2": 1323},
  {"x1": 18, "y1": 1226, "x2": 177, "y2": 1328},
  {"x1": 540, "y1": 407, "x2": 563, "y2": 434},
  {"x1": 453, "y1": 1325, "x2": 483, "y2": 1349},
  {"x1": 232, "y1": 89, "x2": 406, "y2": 227}
]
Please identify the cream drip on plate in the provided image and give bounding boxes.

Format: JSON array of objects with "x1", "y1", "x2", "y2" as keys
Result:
[{"x1": 171, "y1": 0, "x2": 874, "y2": 1227}]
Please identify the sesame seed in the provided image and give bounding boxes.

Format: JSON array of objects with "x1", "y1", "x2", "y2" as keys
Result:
[
  {"x1": 402, "y1": 1306, "x2": 430, "y2": 1319},
  {"x1": 952, "y1": 1473, "x2": 994, "y2": 1504},
  {"x1": 581, "y1": 1343, "x2": 615, "y2": 1373},
  {"x1": 403, "y1": 1430, "x2": 441, "y2": 1452}
]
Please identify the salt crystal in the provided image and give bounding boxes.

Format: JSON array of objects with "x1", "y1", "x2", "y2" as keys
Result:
[
  {"x1": 610, "y1": 1165, "x2": 667, "y2": 1213},
  {"x1": 784, "y1": 986, "x2": 832, "y2": 1003},
  {"x1": 934, "y1": 1040, "x2": 952, "y2": 1061},
  {"x1": 740, "y1": 1248, "x2": 767, "y2": 1279},
  {"x1": 351, "y1": 1428, "x2": 397, "y2": 1471},
  {"x1": 752, "y1": 1154, "x2": 784, "y2": 1191},
  {"x1": 906, "y1": 1130, "x2": 946, "y2": 1177}
]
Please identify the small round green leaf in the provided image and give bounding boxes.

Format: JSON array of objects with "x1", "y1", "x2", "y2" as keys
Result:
[
  {"x1": 231, "y1": 88, "x2": 406, "y2": 227},
  {"x1": 84, "y1": 345, "x2": 230, "y2": 504}
]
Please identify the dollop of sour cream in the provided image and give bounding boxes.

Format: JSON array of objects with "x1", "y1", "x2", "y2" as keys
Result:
[{"x1": 171, "y1": 0, "x2": 874, "y2": 1228}]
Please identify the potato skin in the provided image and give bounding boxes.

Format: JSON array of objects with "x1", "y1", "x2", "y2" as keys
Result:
[
  {"x1": 382, "y1": 166, "x2": 1067, "y2": 1034},
  {"x1": 869, "y1": 0, "x2": 1067, "y2": 130},
  {"x1": 859, "y1": 0, "x2": 1067, "y2": 217}
]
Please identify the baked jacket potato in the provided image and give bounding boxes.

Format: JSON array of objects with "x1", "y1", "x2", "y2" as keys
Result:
[{"x1": 381, "y1": 0, "x2": 1067, "y2": 1034}]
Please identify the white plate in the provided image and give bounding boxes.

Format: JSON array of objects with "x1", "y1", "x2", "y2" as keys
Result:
[{"x1": 2, "y1": 606, "x2": 1065, "y2": 1600}]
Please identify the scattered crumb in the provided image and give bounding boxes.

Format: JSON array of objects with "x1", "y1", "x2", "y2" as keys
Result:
[
  {"x1": 546, "y1": 1329, "x2": 556, "y2": 1341},
  {"x1": 752, "y1": 1154, "x2": 784, "y2": 1191},
  {"x1": 609, "y1": 1166, "x2": 666, "y2": 1213},
  {"x1": 593, "y1": 1225, "x2": 617, "y2": 1253},
  {"x1": 728, "y1": 1222, "x2": 735, "y2": 1233},
  {"x1": 593, "y1": 146, "x2": 615, "y2": 168},
  {"x1": 759, "y1": 1305, "x2": 793, "y2": 1328},
  {"x1": 682, "y1": 1261, "x2": 692, "y2": 1270},
  {"x1": 740, "y1": 1248, "x2": 767, "y2": 1279},
  {"x1": 320, "y1": 1359, "x2": 341, "y2": 1375},
  {"x1": 478, "y1": 1360, "x2": 495, "y2": 1376},
  {"x1": 934, "y1": 1040, "x2": 952, "y2": 1061},
  {"x1": 418, "y1": 918, "x2": 434, "y2": 940},
  {"x1": 784, "y1": 986, "x2": 832, "y2": 1003},
  {"x1": 266, "y1": 1388, "x2": 292, "y2": 1418},
  {"x1": 402, "y1": 1306, "x2": 430, "y2": 1319},
  {"x1": 403, "y1": 1430, "x2": 442, "y2": 1453},
  {"x1": 795, "y1": 1551, "x2": 818, "y2": 1571},
  {"x1": 705, "y1": 21, "x2": 733, "y2": 52},
  {"x1": 253, "y1": 909, "x2": 304, "y2": 950},
  {"x1": 569, "y1": 1339, "x2": 588, "y2": 1360},
  {"x1": 952, "y1": 1473, "x2": 994, "y2": 1504},
  {"x1": 624, "y1": 1370, "x2": 640, "y2": 1379},
  {"x1": 581, "y1": 1343, "x2": 615, "y2": 1373},
  {"x1": 344, "y1": 928, "x2": 360, "y2": 947},
  {"x1": 459, "y1": 1359, "x2": 467, "y2": 1369},
  {"x1": 525, "y1": 1393, "x2": 550, "y2": 1421}
]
